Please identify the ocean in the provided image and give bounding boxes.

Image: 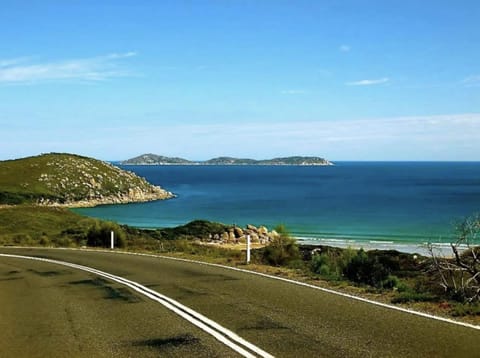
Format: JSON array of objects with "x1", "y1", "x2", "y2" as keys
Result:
[{"x1": 74, "y1": 162, "x2": 480, "y2": 250}]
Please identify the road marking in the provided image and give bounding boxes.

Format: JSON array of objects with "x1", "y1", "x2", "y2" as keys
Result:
[
  {"x1": 82, "y1": 248, "x2": 480, "y2": 331},
  {"x1": 4, "y1": 247, "x2": 480, "y2": 331},
  {"x1": 0, "y1": 253, "x2": 274, "y2": 358}
]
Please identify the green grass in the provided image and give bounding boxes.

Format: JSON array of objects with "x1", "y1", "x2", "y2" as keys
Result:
[
  {"x1": 0, "y1": 153, "x2": 160, "y2": 204},
  {"x1": 0, "y1": 206, "x2": 98, "y2": 246}
]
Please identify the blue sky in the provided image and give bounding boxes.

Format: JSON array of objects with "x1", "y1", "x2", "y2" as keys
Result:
[{"x1": 1, "y1": 1, "x2": 479, "y2": 160}]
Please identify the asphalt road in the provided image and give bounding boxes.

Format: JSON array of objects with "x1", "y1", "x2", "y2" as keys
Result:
[
  {"x1": 0, "y1": 255, "x2": 240, "y2": 358},
  {"x1": 1, "y1": 248, "x2": 479, "y2": 357}
]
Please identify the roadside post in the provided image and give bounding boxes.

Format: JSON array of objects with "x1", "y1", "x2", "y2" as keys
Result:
[
  {"x1": 110, "y1": 231, "x2": 114, "y2": 249},
  {"x1": 246, "y1": 234, "x2": 251, "y2": 264}
]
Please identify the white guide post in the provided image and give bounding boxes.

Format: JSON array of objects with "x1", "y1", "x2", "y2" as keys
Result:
[
  {"x1": 110, "y1": 231, "x2": 114, "y2": 249},
  {"x1": 246, "y1": 234, "x2": 251, "y2": 264}
]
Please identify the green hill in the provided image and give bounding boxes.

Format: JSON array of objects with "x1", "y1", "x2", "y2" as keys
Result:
[{"x1": 0, "y1": 153, "x2": 173, "y2": 206}]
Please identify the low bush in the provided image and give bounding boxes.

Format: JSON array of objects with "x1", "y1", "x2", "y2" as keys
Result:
[
  {"x1": 87, "y1": 220, "x2": 127, "y2": 248},
  {"x1": 157, "y1": 220, "x2": 228, "y2": 240},
  {"x1": 344, "y1": 249, "x2": 392, "y2": 288},
  {"x1": 310, "y1": 247, "x2": 356, "y2": 280},
  {"x1": 450, "y1": 303, "x2": 480, "y2": 317},
  {"x1": 391, "y1": 291, "x2": 437, "y2": 303},
  {"x1": 262, "y1": 225, "x2": 300, "y2": 266}
]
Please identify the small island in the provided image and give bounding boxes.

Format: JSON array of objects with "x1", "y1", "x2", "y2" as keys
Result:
[{"x1": 121, "y1": 154, "x2": 334, "y2": 166}]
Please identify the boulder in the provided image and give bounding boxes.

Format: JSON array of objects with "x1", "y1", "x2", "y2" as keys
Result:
[
  {"x1": 233, "y1": 227, "x2": 244, "y2": 238},
  {"x1": 258, "y1": 226, "x2": 268, "y2": 235},
  {"x1": 268, "y1": 230, "x2": 280, "y2": 239},
  {"x1": 221, "y1": 232, "x2": 230, "y2": 242}
]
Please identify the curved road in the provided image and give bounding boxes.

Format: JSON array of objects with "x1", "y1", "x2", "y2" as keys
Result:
[{"x1": 1, "y1": 248, "x2": 479, "y2": 357}]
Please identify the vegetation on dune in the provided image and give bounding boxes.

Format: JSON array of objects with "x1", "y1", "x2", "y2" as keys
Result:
[
  {"x1": 259, "y1": 224, "x2": 301, "y2": 266},
  {"x1": 155, "y1": 220, "x2": 230, "y2": 240},
  {"x1": 427, "y1": 214, "x2": 480, "y2": 303}
]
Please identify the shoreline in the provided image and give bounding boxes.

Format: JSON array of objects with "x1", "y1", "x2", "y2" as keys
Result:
[
  {"x1": 34, "y1": 189, "x2": 176, "y2": 209},
  {"x1": 296, "y1": 236, "x2": 458, "y2": 257}
]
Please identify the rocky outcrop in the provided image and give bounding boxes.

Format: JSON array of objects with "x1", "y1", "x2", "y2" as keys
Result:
[
  {"x1": 39, "y1": 186, "x2": 173, "y2": 208},
  {"x1": 33, "y1": 154, "x2": 174, "y2": 207},
  {"x1": 202, "y1": 224, "x2": 280, "y2": 245}
]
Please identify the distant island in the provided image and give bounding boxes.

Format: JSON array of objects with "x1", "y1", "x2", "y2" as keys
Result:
[{"x1": 121, "y1": 154, "x2": 334, "y2": 166}]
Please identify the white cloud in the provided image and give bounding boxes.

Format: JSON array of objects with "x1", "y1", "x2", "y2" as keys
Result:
[
  {"x1": 339, "y1": 45, "x2": 351, "y2": 52},
  {"x1": 346, "y1": 77, "x2": 389, "y2": 86},
  {"x1": 0, "y1": 52, "x2": 137, "y2": 84}
]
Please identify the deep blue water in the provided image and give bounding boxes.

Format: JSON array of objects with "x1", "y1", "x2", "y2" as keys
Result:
[{"x1": 74, "y1": 162, "x2": 480, "y2": 245}]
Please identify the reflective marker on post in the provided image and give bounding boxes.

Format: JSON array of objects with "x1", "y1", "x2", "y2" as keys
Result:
[
  {"x1": 246, "y1": 235, "x2": 251, "y2": 264},
  {"x1": 110, "y1": 231, "x2": 114, "y2": 249}
]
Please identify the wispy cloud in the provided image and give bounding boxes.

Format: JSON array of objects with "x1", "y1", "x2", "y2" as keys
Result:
[
  {"x1": 4, "y1": 113, "x2": 480, "y2": 161},
  {"x1": 281, "y1": 89, "x2": 307, "y2": 95},
  {"x1": 346, "y1": 77, "x2": 389, "y2": 86},
  {"x1": 0, "y1": 52, "x2": 137, "y2": 84},
  {"x1": 462, "y1": 75, "x2": 480, "y2": 87},
  {"x1": 108, "y1": 113, "x2": 480, "y2": 160},
  {"x1": 339, "y1": 45, "x2": 351, "y2": 52}
]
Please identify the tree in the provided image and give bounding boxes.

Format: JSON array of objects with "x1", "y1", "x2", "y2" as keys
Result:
[{"x1": 427, "y1": 215, "x2": 480, "y2": 302}]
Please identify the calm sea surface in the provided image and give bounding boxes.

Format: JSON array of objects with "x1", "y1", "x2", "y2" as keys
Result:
[{"x1": 74, "y1": 162, "x2": 480, "y2": 246}]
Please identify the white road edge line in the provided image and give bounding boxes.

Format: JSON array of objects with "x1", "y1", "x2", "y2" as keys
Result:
[
  {"x1": 0, "y1": 253, "x2": 274, "y2": 358},
  {"x1": 3, "y1": 246, "x2": 480, "y2": 331},
  {"x1": 78, "y1": 247, "x2": 480, "y2": 331}
]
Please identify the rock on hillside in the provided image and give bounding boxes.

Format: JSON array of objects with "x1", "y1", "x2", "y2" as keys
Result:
[{"x1": 0, "y1": 153, "x2": 173, "y2": 207}]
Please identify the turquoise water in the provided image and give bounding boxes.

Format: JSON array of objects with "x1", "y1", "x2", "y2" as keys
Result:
[{"x1": 74, "y1": 162, "x2": 480, "y2": 246}]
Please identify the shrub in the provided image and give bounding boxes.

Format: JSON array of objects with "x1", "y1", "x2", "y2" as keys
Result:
[
  {"x1": 344, "y1": 249, "x2": 391, "y2": 288},
  {"x1": 287, "y1": 259, "x2": 306, "y2": 270},
  {"x1": 87, "y1": 221, "x2": 126, "y2": 248},
  {"x1": 391, "y1": 291, "x2": 437, "y2": 304},
  {"x1": 262, "y1": 225, "x2": 300, "y2": 266},
  {"x1": 450, "y1": 303, "x2": 480, "y2": 317},
  {"x1": 311, "y1": 247, "x2": 357, "y2": 280},
  {"x1": 39, "y1": 235, "x2": 51, "y2": 246},
  {"x1": 381, "y1": 275, "x2": 400, "y2": 289},
  {"x1": 157, "y1": 220, "x2": 228, "y2": 240}
]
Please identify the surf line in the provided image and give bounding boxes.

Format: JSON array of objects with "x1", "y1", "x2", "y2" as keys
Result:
[{"x1": 0, "y1": 253, "x2": 274, "y2": 358}]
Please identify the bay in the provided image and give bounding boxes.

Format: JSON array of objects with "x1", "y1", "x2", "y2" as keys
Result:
[{"x1": 74, "y1": 162, "x2": 480, "y2": 247}]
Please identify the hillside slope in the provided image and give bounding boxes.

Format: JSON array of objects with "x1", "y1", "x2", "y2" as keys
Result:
[{"x1": 0, "y1": 153, "x2": 173, "y2": 206}]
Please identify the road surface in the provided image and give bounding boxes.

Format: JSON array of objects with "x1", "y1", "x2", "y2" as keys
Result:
[{"x1": 0, "y1": 248, "x2": 479, "y2": 357}]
